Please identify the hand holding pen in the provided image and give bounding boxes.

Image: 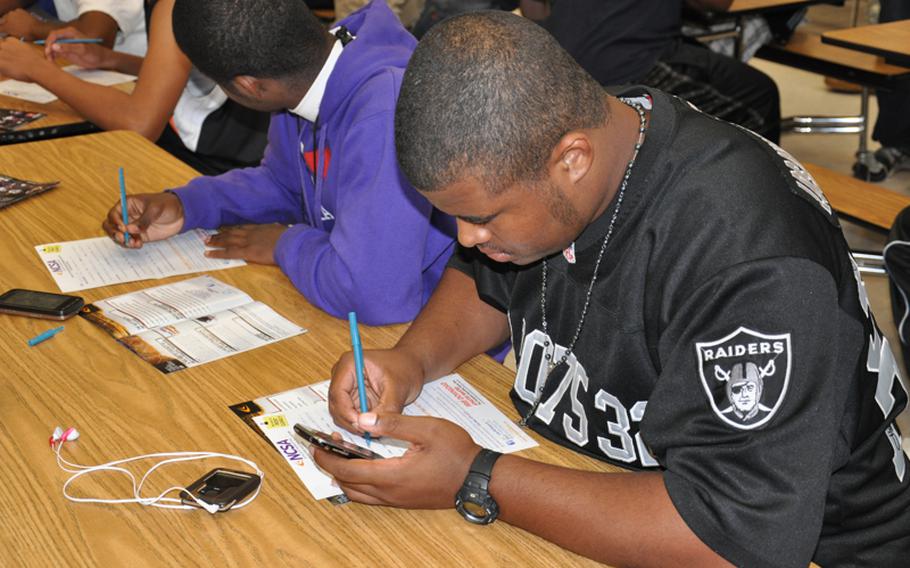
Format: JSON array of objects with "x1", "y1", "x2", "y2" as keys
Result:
[
  {"x1": 43, "y1": 27, "x2": 111, "y2": 68},
  {"x1": 327, "y1": 331, "x2": 428, "y2": 440}
]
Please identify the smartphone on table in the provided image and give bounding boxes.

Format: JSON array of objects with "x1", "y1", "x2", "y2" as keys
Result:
[
  {"x1": 0, "y1": 289, "x2": 84, "y2": 320},
  {"x1": 293, "y1": 424, "x2": 383, "y2": 460},
  {"x1": 179, "y1": 468, "x2": 261, "y2": 512}
]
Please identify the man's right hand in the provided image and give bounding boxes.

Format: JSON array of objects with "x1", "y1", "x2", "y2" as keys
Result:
[
  {"x1": 45, "y1": 27, "x2": 114, "y2": 69},
  {"x1": 102, "y1": 192, "x2": 185, "y2": 248},
  {"x1": 328, "y1": 348, "x2": 426, "y2": 435}
]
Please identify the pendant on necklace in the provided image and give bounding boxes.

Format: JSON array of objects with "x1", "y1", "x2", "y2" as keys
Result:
[{"x1": 562, "y1": 242, "x2": 576, "y2": 264}]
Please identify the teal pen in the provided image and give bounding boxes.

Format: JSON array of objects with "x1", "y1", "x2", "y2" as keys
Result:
[
  {"x1": 119, "y1": 167, "x2": 129, "y2": 245},
  {"x1": 28, "y1": 326, "x2": 64, "y2": 347},
  {"x1": 348, "y1": 312, "x2": 372, "y2": 446},
  {"x1": 33, "y1": 38, "x2": 103, "y2": 45}
]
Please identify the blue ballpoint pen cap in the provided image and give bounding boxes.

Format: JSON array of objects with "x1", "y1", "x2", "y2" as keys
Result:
[{"x1": 28, "y1": 326, "x2": 64, "y2": 346}]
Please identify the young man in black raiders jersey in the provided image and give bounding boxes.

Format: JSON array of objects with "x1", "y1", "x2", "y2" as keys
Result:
[{"x1": 314, "y1": 11, "x2": 910, "y2": 567}]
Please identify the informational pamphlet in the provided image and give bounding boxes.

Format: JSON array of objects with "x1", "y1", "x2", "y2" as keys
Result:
[
  {"x1": 80, "y1": 275, "x2": 306, "y2": 373},
  {"x1": 0, "y1": 174, "x2": 58, "y2": 209},
  {"x1": 230, "y1": 375, "x2": 537, "y2": 501},
  {"x1": 0, "y1": 65, "x2": 136, "y2": 104},
  {"x1": 0, "y1": 108, "x2": 44, "y2": 131},
  {"x1": 36, "y1": 229, "x2": 245, "y2": 292}
]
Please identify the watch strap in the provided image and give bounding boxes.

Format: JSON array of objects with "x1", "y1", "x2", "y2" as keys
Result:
[{"x1": 467, "y1": 449, "x2": 502, "y2": 492}]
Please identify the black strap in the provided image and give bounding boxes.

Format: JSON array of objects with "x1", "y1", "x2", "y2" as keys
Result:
[
  {"x1": 334, "y1": 26, "x2": 354, "y2": 46},
  {"x1": 468, "y1": 449, "x2": 502, "y2": 491}
]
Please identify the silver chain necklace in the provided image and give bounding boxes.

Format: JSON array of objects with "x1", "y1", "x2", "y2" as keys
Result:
[{"x1": 518, "y1": 100, "x2": 648, "y2": 428}]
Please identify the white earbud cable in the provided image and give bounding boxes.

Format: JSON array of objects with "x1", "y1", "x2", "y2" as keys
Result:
[{"x1": 51, "y1": 432, "x2": 263, "y2": 513}]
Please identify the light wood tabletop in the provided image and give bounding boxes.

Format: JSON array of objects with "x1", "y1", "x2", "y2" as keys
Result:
[
  {"x1": 806, "y1": 162, "x2": 910, "y2": 231},
  {"x1": 822, "y1": 19, "x2": 910, "y2": 67},
  {"x1": 0, "y1": 131, "x2": 621, "y2": 567}
]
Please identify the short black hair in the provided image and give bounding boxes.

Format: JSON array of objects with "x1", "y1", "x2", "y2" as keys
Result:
[
  {"x1": 172, "y1": 0, "x2": 330, "y2": 85},
  {"x1": 395, "y1": 11, "x2": 608, "y2": 193}
]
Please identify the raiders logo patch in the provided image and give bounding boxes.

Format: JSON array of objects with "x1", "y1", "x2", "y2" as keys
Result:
[{"x1": 695, "y1": 327, "x2": 791, "y2": 430}]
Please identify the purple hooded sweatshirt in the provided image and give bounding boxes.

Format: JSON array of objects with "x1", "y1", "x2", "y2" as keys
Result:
[{"x1": 171, "y1": 2, "x2": 456, "y2": 325}]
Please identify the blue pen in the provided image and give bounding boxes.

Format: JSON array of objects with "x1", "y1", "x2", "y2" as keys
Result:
[
  {"x1": 28, "y1": 326, "x2": 64, "y2": 347},
  {"x1": 34, "y1": 38, "x2": 103, "y2": 45},
  {"x1": 348, "y1": 311, "x2": 372, "y2": 446},
  {"x1": 119, "y1": 167, "x2": 129, "y2": 245}
]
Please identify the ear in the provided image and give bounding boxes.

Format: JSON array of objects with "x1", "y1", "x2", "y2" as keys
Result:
[
  {"x1": 231, "y1": 75, "x2": 264, "y2": 99},
  {"x1": 549, "y1": 132, "x2": 594, "y2": 185}
]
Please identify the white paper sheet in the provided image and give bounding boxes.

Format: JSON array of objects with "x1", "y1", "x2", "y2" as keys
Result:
[
  {"x1": 36, "y1": 229, "x2": 245, "y2": 292},
  {"x1": 251, "y1": 375, "x2": 538, "y2": 500},
  {"x1": 0, "y1": 65, "x2": 136, "y2": 104},
  {"x1": 80, "y1": 275, "x2": 306, "y2": 373},
  {"x1": 91, "y1": 274, "x2": 254, "y2": 334}
]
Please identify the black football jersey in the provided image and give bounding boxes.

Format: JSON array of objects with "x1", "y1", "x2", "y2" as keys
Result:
[{"x1": 449, "y1": 88, "x2": 910, "y2": 567}]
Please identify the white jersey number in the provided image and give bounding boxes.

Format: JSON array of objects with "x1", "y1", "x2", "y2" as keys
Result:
[{"x1": 515, "y1": 330, "x2": 658, "y2": 467}]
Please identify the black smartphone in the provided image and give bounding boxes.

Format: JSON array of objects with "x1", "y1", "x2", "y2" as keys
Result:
[
  {"x1": 293, "y1": 424, "x2": 383, "y2": 460},
  {"x1": 0, "y1": 289, "x2": 84, "y2": 320},
  {"x1": 179, "y1": 468, "x2": 261, "y2": 512}
]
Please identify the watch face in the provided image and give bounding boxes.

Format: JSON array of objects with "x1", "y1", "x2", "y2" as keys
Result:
[
  {"x1": 461, "y1": 499, "x2": 490, "y2": 519},
  {"x1": 456, "y1": 489, "x2": 498, "y2": 525}
]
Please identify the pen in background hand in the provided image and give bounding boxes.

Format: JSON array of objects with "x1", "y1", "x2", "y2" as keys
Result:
[
  {"x1": 348, "y1": 311, "x2": 372, "y2": 446},
  {"x1": 119, "y1": 167, "x2": 129, "y2": 246},
  {"x1": 33, "y1": 38, "x2": 103, "y2": 45}
]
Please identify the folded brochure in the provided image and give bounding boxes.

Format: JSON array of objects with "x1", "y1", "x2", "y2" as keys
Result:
[{"x1": 80, "y1": 275, "x2": 306, "y2": 373}]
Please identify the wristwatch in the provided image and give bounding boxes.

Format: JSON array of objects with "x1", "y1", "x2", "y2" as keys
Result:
[{"x1": 455, "y1": 448, "x2": 502, "y2": 525}]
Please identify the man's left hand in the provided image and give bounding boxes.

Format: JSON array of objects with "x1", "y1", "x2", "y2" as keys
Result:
[
  {"x1": 0, "y1": 37, "x2": 48, "y2": 81},
  {"x1": 205, "y1": 224, "x2": 288, "y2": 265},
  {"x1": 313, "y1": 413, "x2": 480, "y2": 509}
]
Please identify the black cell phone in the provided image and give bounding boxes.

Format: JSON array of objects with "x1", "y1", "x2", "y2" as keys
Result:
[
  {"x1": 179, "y1": 468, "x2": 261, "y2": 512},
  {"x1": 293, "y1": 424, "x2": 383, "y2": 460},
  {"x1": 0, "y1": 289, "x2": 84, "y2": 320}
]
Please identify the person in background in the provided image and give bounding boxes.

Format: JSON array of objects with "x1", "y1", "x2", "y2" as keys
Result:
[
  {"x1": 0, "y1": 0, "x2": 268, "y2": 176},
  {"x1": 530, "y1": 0, "x2": 782, "y2": 144},
  {"x1": 860, "y1": 0, "x2": 910, "y2": 181},
  {"x1": 0, "y1": 0, "x2": 146, "y2": 56},
  {"x1": 102, "y1": 0, "x2": 455, "y2": 325}
]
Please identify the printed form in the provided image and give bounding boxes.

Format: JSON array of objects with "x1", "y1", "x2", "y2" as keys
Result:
[
  {"x1": 251, "y1": 375, "x2": 537, "y2": 500},
  {"x1": 36, "y1": 229, "x2": 245, "y2": 292}
]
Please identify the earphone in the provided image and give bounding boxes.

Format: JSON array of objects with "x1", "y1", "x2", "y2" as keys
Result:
[{"x1": 50, "y1": 426, "x2": 263, "y2": 514}]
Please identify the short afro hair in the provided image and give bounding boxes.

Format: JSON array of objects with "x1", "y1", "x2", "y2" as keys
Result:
[
  {"x1": 172, "y1": 0, "x2": 330, "y2": 85},
  {"x1": 395, "y1": 11, "x2": 608, "y2": 193}
]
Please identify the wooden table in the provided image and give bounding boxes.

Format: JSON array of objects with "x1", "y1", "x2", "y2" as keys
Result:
[
  {"x1": 822, "y1": 19, "x2": 910, "y2": 67},
  {"x1": 806, "y1": 162, "x2": 910, "y2": 231},
  {"x1": 0, "y1": 131, "x2": 619, "y2": 567}
]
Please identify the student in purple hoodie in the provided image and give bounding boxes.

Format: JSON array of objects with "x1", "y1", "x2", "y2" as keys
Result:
[{"x1": 101, "y1": 0, "x2": 456, "y2": 325}]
